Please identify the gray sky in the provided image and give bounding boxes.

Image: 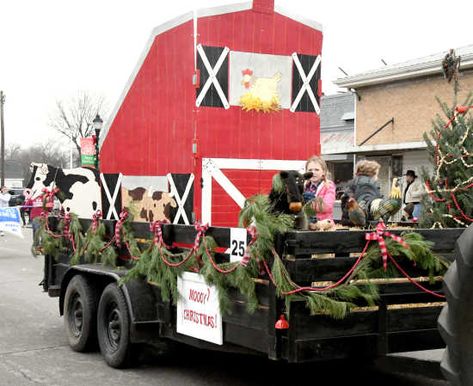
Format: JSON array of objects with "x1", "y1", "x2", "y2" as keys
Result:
[{"x1": 1, "y1": 0, "x2": 472, "y2": 147}]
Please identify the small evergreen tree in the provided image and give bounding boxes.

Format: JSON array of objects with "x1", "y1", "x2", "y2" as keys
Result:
[{"x1": 421, "y1": 50, "x2": 473, "y2": 228}]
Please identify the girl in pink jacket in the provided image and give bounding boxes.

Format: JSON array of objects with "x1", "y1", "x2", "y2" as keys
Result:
[{"x1": 303, "y1": 155, "x2": 336, "y2": 222}]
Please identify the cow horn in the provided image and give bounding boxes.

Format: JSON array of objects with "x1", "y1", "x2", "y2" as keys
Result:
[{"x1": 40, "y1": 164, "x2": 49, "y2": 175}]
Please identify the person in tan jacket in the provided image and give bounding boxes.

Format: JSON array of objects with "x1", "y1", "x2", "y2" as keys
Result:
[{"x1": 403, "y1": 170, "x2": 425, "y2": 220}]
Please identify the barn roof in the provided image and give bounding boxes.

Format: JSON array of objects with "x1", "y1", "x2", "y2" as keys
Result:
[{"x1": 100, "y1": 1, "x2": 323, "y2": 146}]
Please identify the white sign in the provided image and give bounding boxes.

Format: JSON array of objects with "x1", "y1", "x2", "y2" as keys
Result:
[
  {"x1": 229, "y1": 227, "x2": 247, "y2": 262},
  {"x1": 0, "y1": 207, "x2": 23, "y2": 238},
  {"x1": 176, "y1": 272, "x2": 223, "y2": 345}
]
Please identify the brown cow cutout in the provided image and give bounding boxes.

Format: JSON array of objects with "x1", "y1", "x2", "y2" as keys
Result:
[{"x1": 121, "y1": 187, "x2": 177, "y2": 223}]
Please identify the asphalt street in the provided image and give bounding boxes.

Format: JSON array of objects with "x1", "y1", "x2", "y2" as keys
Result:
[{"x1": 0, "y1": 228, "x2": 448, "y2": 386}]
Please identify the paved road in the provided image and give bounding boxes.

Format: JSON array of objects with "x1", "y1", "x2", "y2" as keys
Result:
[{"x1": 0, "y1": 229, "x2": 447, "y2": 385}]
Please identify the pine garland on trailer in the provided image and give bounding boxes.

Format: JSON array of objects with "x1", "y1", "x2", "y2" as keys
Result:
[
  {"x1": 36, "y1": 195, "x2": 449, "y2": 319},
  {"x1": 351, "y1": 232, "x2": 450, "y2": 282},
  {"x1": 70, "y1": 211, "x2": 117, "y2": 266}
]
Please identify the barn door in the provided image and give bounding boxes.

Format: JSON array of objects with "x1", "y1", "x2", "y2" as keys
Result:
[{"x1": 201, "y1": 158, "x2": 305, "y2": 226}]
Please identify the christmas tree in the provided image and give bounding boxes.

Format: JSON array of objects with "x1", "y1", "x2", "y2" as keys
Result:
[{"x1": 421, "y1": 49, "x2": 473, "y2": 228}]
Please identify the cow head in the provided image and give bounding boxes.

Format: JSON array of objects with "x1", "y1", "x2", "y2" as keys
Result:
[
  {"x1": 279, "y1": 170, "x2": 312, "y2": 213},
  {"x1": 26, "y1": 163, "x2": 57, "y2": 199},
  {"x1": 269, "y1": 170, "x2": 312, "y2": 215}
]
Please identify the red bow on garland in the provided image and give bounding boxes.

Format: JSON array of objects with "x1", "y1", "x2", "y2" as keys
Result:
[
  {"x1": 41, "y1": 187, "x2": 59, "y2": 208},
  {"x1": 91, "y1": 210, "x2": 102, "y2": 232},
  {"x1": 193, "y1": 222, "x2": 209, "y2": 251},
  {"x1": 240, "y1": 225, "x2": 258, "y2": 267},
  {"x1": 365, "y1": 220, "x2": 409, "y2": 271},
  {"x1": 115, "y1": 210, "x2": 129, "y2": 247},
  {"x1": 150, "y1": 219, "x2": 170, "y2": 248}
]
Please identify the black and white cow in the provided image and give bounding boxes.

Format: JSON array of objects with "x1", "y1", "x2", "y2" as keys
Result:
[
  {"x1": 268, "y1": 170, "x2": 312, "y2": 229},
  {"x1": 26, "y1": 163, "x2": 101, "y2": 219}
]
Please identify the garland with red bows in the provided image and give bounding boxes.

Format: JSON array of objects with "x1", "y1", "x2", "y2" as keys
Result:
[
  {"x1": 268, "y1": 220, "x2": 449, "y2": 319},
  {"x1": 37, "y1": 193, "x2": 448, "y2": 319},
  {"x1": 120, "y1": 220, "x2": 261, "y2": 313}
]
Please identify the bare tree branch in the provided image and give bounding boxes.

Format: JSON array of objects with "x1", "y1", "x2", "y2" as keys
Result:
[{"x1": 48, "y1": 91, "x2": 107, "y2": 167}]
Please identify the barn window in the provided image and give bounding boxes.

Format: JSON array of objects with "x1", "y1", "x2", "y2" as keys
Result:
[
  {"x1": 196, "y1": 45, "x2": 229, "y2": 108},
  {"x1": 291, "y1": 53, "x2": 321, "y2": 113}
]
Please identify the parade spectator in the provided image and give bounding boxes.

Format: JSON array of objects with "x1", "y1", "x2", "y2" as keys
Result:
[
  {"x1": 0, "y1": 186, "x2": 10, "y2": 208},
  {"x1": 24, "y1": 195, "x2": 47, "y2": 252},
  {"x1": 403, "y1": 169, "x2": 425, "y2": 220},
  {"x1": 0, "y1": 186, "x2": 12, "y2": 236},
  {"x1": 303, "y1": 155, "x2": 336, "y2": 222}
]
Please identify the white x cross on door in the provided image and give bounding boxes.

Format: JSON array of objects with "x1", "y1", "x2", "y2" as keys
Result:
[
  {"x1": 196, "y1": 44, "x2": 230, "y2": 109},
  {"x1": 290, "y1": 53, "x2": 321, "y2": 114}
]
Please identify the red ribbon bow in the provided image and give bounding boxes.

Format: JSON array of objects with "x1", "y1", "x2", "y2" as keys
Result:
[
  {"x1": 63, "y1": 212, "x2": 72, "y2": 239},
  {"x1": 115, "y1": 210, "x2": 129, "y2": 247},
  {"x1": 92, "y1": 210, "x2": 102, "y2": 232},
  {"x1": 41, "y1": 187, "x2": 59, "y2": 208},
  {"x1": 150, "y1": 219, "x2": 169, "y2": 248},
  {"x1": 365, "y1": 220, "x2": 409, "y2": 271},
  {"x1": 193, "y1": 222, "x2": 209, "y2": 251},
  {"x1": 240, "y1": 225, "x2": 258, "y2": 267}
]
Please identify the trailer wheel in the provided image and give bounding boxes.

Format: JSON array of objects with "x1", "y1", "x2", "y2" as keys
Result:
[
  {"x1": 97, "y1": 283, "x2": 133, "y2": 368},
  {"x1": 438, "y1": 225, "x2": 473, "y2": 386},
  {"x1": 64, "y1": 275, "x2": 98, "y2": 352}
]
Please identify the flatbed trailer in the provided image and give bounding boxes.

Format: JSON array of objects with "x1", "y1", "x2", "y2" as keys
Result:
[{"x1": 41, "y1": 217, "x2": 469, "y2": 371}]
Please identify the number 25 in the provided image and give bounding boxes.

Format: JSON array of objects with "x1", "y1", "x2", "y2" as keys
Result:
[{"x1": 231, "y1": 240, "x2": 245, "y2": 257}]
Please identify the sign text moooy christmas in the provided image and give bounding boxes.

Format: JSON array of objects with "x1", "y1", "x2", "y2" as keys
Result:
[{"x1": 176, "y1": 272, "x2": 223, "y2": 345}]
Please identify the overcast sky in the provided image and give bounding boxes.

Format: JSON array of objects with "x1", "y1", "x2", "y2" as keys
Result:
[{"x1": 1, "y1": 0, "x2": 472, "y2": 147}]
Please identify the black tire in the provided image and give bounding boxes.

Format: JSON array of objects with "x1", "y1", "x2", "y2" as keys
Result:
[
  {"x1": 64, "y1": 275, "x2": 98, "y2": 352},
  {"x1": 97, "y1": 283, "x2": 133, "y2": 368},
  {"x1": 438, "y1": 224, "x2": 473, "y2": 386}
]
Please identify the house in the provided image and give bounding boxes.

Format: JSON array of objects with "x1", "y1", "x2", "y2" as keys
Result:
[
  {"x1": 333, "y1": 44, "x2": 473, "y2": 197},
  {"x1": 5, "y1": 160, "x2": 23, "y2": 188},
  {"x1": 99, "y1": 0, "x2": 323, "y2": 226}
]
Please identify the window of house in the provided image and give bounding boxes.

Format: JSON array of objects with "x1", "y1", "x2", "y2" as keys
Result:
[{"x1": 327, "y1": 160, "x2": 354, "y2": 199}]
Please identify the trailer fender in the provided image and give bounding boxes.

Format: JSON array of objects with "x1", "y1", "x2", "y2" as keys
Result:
[
  {"x1": 59, "y1": 267, "x2": 160, "y2": 324},
  {"x1": 438, "y1": 224, "x2": 473, "y2": 386}
]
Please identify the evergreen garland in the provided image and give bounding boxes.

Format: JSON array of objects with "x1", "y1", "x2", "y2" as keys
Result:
[
  {"x1": 271, "y1": 254, "x2": 379, "y2": 319},
  {"x1": 239, "y1": 194, "x2": 379, "y2": 319},
  {"x1": 73, "y1": 221, "x2": 117, "y2": 266},
  {"x1": 198, "y1": 236, "x2": 260, "y2": 314},
  {"x1": 351, "y1": 232, "x2": 450, "y2": 281},
  {"x1": 122, "y1": 243, "x2": 196, "y2": 303},
  {"x1": 35, "y1": 195, "x2": 449, "y2": 320},
  {"x1": 35, "y1": 216, "x2": 66, "y2": 259}
]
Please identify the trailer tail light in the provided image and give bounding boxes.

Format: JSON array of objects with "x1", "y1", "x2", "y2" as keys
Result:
[{"x1": 275, "y1": 314, "x2": 289, "y2": 329}]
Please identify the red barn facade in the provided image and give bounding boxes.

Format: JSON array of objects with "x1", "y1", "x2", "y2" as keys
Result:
[{"x1": 100, "y1": 0, "x2": 323, "y2": 226}]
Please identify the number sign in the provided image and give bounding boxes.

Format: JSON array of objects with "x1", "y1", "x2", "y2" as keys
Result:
[{"x1": 229, "y1": 227, "x2": 247, "y2": 262}]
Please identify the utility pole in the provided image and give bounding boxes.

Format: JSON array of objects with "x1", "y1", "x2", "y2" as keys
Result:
[{"x1": 0, "y1": 91, "x2": 5, "y2": 187}]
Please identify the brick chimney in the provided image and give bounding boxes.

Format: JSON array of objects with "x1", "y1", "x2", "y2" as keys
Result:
[{"x1": 252, "y1": 0, "x2": 274, "y2": 14}]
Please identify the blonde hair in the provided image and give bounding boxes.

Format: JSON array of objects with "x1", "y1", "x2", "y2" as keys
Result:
[
  {"x1": 355, "y1": 160, "x2": 380, "y2": 177},
  {"x1": 305, "y1": 155, "x2": 331, "y2": 182}
]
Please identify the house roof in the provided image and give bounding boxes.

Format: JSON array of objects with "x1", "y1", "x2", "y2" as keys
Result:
[
  {"x1": 334, "y1": 44, "x2": 473, "y2": 88},
  {"x1": 319, "y1": 93, "x2": 355, "y2": 155},
  {"x1": 320, "y1": 92, "x2": 355, "y2": 131},
  {"x1": 5, "y1": 160, "x2": 23, "y2": 179}
]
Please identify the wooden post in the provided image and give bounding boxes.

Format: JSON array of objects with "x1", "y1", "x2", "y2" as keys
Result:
[{"x1": 0, "y1": 91, "x2": 5, "y2": 187}]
